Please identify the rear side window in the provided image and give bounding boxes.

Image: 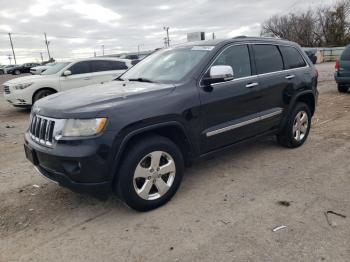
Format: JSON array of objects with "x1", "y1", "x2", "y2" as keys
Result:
[
  {"x1": 341, "y1": 45, "x2": 350, "y2": 60},
  {"x1": 213, "y1": 44, "x2": 251, "y2": 79},
  {"x1": 253, "y1": 45, "x2": 283, "y2": 74},
  {"x1": 111, "y1": 61, "x2": 128, "y2": 70},
  {"x1": 280, "y1": 46, "x2": 306, "y2": 69},
  {"x1": 69, "y1": 61, "x2": 91, "y2": 75}
]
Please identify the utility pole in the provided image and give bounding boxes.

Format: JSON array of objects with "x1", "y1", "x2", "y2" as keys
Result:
[
  {"x1": 102, "y1": 45, "x2": 105, "y2": 56},
  {"x1": 212, "y1": 32, "x2": 215, "y2": 39},
  {"x1": 8, "y1": 33, "x2": 17, "y2": 65},
  {"x1": 8, "y1": 54, "x2": 12, "y2": 65},
  {"x1": 40, "y1": 52, "x2": 43, "y2": 62},
  {"x1": 137, "y1": 44, "x2": 144, "y2": 56},
  {"x1": 44, "y1": 33, "x2": 51, "y2": 59},
  {"x1": 163, "y1": 26, "x2": 170, "y2": 47}
]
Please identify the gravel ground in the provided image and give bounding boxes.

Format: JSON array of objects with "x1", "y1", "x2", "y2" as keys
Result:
[{"x1": 0, "y1": 63, "x2": 349, "y2": 262}]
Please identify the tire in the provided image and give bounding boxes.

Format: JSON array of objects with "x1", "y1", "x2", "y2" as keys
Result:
[
  {"x1": 277, "y1": 102, "x2": 311, "y2": 148},
  {"x1": 33, "y1": 89, "x2": 55, "y2": 103},
  {"x1": 14, "y1": 70, "x2": 21, "y2": 75},
  {"x1": 338, "y1": 84, "x2": 349, "y2": 93},
  {"x1": 116, "y1": 135, "x2": 184, "y2": 212}
]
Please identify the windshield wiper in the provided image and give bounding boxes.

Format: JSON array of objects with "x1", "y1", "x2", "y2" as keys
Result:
[{"x1": 127, "y1": 78, "x2": 157, "y2": 83}]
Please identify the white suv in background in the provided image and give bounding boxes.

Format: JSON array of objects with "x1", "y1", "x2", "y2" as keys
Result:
[
  {"x1": 3, "y1": 57, "x2": 132, "y2": 107},
  {"x1": 30, "y1": 62, "x2": 56, "y2": 75}
]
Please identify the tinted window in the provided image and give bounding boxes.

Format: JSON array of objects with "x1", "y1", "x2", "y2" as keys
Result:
[
  {"x1": 69, "y1": 61, "x2": 91, "y2": 75},
  {"x1": 253, "y1": 45, "x2": 283, "y2": 74},
  {"x1": 213, "y1": 45, "x2": 251, "y2": 78},
  {"x1": 111, "y1": 61, "x2": 128, "y2": 70},
  {"x1": 341, "y1": 45, "x2": 350, "y2": 60},
  {"x1": 280, "y1": 46, "x2": 306, "y2": 69}
]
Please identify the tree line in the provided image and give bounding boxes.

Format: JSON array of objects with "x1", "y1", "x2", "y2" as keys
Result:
[{"x1": 261, "y1": 0, "x2": 350, "y2": 47}]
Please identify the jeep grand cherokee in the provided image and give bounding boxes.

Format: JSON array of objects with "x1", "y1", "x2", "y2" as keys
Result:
[{"x1": 24, "y1": 37, "x2": 318, "y2": 211}]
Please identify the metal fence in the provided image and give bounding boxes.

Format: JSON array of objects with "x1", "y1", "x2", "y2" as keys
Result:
[{"x1": 304, "y1": 47, "x2": 346, "y2": 62}]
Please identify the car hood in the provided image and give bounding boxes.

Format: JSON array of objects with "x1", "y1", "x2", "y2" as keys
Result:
[
  {"x1": 4, "y1": 74, "x2": 56, "y2": 85},
  {"x1": 34, "y1": 80, "x2": 175, "y2": 118}
]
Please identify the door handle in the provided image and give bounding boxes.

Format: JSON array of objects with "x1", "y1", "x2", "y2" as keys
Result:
[
  {"x1": 246, "y1": 82, "x2": 259, "y2": 88},
  {"x1": 285, "y1": 75, "x2": 295, "y2": 80},
  {"x1": 83, "y1": 77, "x2": 91, "y2": 80}
]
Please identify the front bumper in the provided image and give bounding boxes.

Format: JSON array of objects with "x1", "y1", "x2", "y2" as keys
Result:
[
  {"x1": 24, "y1": 131, "x2": 117, "y2": 198},
  {"x1": 3, "y1": 86, "x2": 32, "y2": 106}
]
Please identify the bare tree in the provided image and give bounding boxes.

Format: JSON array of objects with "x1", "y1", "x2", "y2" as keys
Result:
[{"x1": 261, "y1": 0, "x2": 350, "y2": 47}]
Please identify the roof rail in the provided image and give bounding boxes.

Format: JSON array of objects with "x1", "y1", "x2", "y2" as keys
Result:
[{"x1": 232, "y1": 35, "x2": 248, "y2": 39}]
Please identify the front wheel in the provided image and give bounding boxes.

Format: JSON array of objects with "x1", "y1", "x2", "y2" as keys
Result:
[
  {"x1": 14, "y1": 69, "x2": 21, "y2": 75},
  {"x1": 33, "y1": 89, "x2": 55, "y2": 103},
  {"x1": 116, "y1": 135, "x2": 184, "y2": 211},
  {"x1": 277, "y1": 102, "x2": 311, "y2": 148}
]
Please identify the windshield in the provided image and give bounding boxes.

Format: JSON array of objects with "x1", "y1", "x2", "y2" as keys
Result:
[
  {"x1": 41, "y1": 62, "x2": 70, "y2": 75},
  {"x1": 120, "y1": 46, "x2": 212, "y2": 83}
]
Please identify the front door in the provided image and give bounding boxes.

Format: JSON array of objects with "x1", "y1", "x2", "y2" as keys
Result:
[
  {"x1": 59, "y1": 61, "x2": 94, "y2": 91},
  {"x1": 199, "y1": 44, "x2": 265, "y2": 153}
]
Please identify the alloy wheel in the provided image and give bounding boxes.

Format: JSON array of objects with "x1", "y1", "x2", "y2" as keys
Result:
[
  {"x1": 293, "y1": 111, "x2": 309, "y2": 141},
  {"x1": 133, "y1": 151, "x2": 176, "y2": 201}
]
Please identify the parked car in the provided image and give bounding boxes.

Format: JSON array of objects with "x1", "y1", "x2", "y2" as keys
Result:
[
  {"x1": 334, "y1": 44, "x2": 350, "y2": 93},
  {"x1": 0, "y1": 65, "x2": 18, "y2": 74},
  {"x1": 305, "y1": 49, "x2": 317, "y2": 64},
  {"x1": 24, "y1": 37, "x2": 318, "y2": 211},
  {"x1": 3, "y1": 58, "x2": 132, "y2": 107},
  {"x1": 7, "y1": 63, "x2": 40, "y2": 75},
  {"x1": 30, "y1": 62, "x2": 57, "y2": 75}
]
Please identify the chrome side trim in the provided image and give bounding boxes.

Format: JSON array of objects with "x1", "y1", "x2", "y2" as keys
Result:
[{"x1": 206, "y1": 109, "x2": 283, "y2": 137}]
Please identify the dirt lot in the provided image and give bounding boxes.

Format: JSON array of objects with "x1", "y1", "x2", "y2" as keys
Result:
[{"x1": 0, "y1": 64, "x2": 349, "y2": 262}]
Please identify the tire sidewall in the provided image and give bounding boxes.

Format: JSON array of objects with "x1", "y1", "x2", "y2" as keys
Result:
[
  {"x1": 33, "y1": 90, "x2": 54, "y2": 103},
  {"x1": 288, "y1": 103, "x2": 311, "y2": 147},
  {"x1": 15, "y1": 70, "x2": 20, "y2": 75},
  {"x1": 117, "y1": 137, "x2": 184, "y2": 211}
]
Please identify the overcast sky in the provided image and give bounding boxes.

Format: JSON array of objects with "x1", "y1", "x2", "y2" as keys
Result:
[{"x1": 0, "y1": 0, "x2": 335, "y2": 64}]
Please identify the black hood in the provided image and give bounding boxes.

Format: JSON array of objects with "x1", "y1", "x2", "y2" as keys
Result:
[{"x1": 34, "y1": 80, "x2": 175, "y2": 118}]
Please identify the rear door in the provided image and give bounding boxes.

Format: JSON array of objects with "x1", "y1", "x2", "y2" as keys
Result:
[
  {"x1": 252, "y1": 44, "x2": 288, "y2": 131},
  {"x1": 59, "y1": 61, "x2": 93, "y2": 91}
]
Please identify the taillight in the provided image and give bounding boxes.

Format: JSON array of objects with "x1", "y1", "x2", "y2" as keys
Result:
[{"x1": 335, "y1": 59, "x2": 340, "y2": 72}]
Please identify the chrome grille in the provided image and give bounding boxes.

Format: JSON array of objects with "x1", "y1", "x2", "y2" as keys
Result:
[
  {"x1": 30, "y1": 115, "x2": 55, "y2": 146},
  {"x1": 3, "y1": 85, "x2": 10, "y2": 94}
]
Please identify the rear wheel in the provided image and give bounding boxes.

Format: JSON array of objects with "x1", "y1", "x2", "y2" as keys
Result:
[
  {"x1": 33, "y1": 89, "x2": 55, "y2": 103},
  {"x1": 116, "y1": 135, "x2": 184, "y2": 211},
  {"x1": 14, "y1": 69, "x2": 21, "y2": 75},
  {"x1": 277, "y1": 102, "x2": 311, "y2": 148},
  {"x1": 338, "y1": 84, "x2": 349, "y2": 93}
]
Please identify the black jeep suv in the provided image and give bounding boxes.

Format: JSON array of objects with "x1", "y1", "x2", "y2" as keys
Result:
[{"x1": 24, "y1": 37, "x2": 318, "y2": 211}]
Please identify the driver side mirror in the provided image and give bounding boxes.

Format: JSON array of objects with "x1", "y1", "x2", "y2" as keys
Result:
[
  {"x1": 202, "y1": 65, "x2": 234, "y2": 87},
  {"x1": 62, "y1": 70, "x2": 72, "y2": 77}
]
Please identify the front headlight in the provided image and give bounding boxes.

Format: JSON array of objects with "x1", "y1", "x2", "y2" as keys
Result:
[
  {"x1": 62, "y1": 118, "x2": 107, "y2": 137},
  {"x1": 13, "y1": 82, "x2": 33, "y2": 90}
]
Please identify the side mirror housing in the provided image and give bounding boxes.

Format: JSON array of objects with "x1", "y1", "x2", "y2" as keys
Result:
[
  {"x1": 203, "y1": 65, "x2": 234, "y2": 86},
  {"x1": 62, "y1": 70, "x2": 72, "y2": 77}
]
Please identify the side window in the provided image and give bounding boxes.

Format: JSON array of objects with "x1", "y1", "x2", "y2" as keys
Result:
[
  {"x1": 212, "y1": 44, "x2": 251, "y2": 79},
  {"x1": 69, "y1": 61, "x2": 91, "y2": 75},
  {"x1": 253, "y1": 45, "x2": 283, "y2": 74},
  {"x1": 90, "y1": 60, "x2": 111, "y2": 72},
  {"x1": 111, "y1": 61, "x2": 128, "y2": 70},
  {"x1": 279, "y1": 46, "x2": 307, "y2": 69}
]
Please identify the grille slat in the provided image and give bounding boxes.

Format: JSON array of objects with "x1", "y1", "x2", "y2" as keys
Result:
[
  {"x1": 3, "y1": 85, "x2": 10, "y2": 94},
  {"x1": 29, "y1": 115, "x2": 55, "y2": 146}
]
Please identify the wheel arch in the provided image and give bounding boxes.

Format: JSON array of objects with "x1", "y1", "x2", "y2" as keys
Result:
[
  {"x1": 32, "y1": 87, "x2": 58, "y2": 104},
  {"x1": 289, "y1": 91, "x2": 316, "y2": 116},
  {"x1": 110, "y1": 121, "x2": 195, "y2": 185}
]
